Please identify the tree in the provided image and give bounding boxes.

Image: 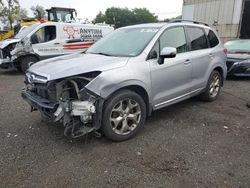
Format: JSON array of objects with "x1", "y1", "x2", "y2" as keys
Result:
[
  {"x1": 105, "y1": 7, "x2": 135, "y2": 28},
  {"x1": 17, "y1": 8, "x2": 28, "y2": 20},
  {"x1": 31, "y1": 5, "x2": 46, "y2": 20},
  {"x1": 93, "y1": 11, "x2": 106, "y2": 24},
  {"x1": 0, "y1": 0, "x2": 20, "y2": 29},
  {"x1": 97, "y1": 7, "x2": 158, "y2": 28},
  {"x1": 133, "y1": 8, "x2": 158, "y2": 24},
  {"x1": 163, "y1": 15, "x2": 182, "y2": 22}
]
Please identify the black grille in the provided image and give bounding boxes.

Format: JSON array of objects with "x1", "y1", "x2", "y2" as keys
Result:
[{"x1": 35, "y1": 83, "x2": 57, "y2": 103}]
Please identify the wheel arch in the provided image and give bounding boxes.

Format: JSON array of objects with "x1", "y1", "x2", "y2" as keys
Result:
[
  {"x1": 213, "y1": 66, "x2": 224, "y2": 86},
  {"x1": 14, "y1": 53, "x2": 39, "y2": 66},
  {"x1": 19, "y1": 53, "x2": 40, "y2": 62},
  {"x1": 105, "y1": 84, "x2": 152, "y2": 116}
]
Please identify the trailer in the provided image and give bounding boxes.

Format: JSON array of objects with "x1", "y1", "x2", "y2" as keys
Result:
[{"x1": 182, "y1": 0, "x2": 250, "y2": 42}]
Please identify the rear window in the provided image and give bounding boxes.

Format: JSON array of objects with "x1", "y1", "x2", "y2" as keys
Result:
[
  {"x1": 187, "y1": 27, "x2": 209, "y2": 51},
  {"x1": 205, "y1": 29, "x2": 219, "y2": 48}
]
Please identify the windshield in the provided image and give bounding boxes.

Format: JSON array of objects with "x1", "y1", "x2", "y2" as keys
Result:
[
  {"x1": 87, "y1": 27, "x2": 159, "y2": 57},
  {"x1": 225, "y1": 40, "x2": 250, "y2": 53},
  {"x1": 15, "y1": 24, "x2": 40, "y2": 39}
]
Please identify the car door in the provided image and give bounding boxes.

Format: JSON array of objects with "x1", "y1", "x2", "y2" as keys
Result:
[
  {"x1": 31, "y1": 25, "x2": 61, "y2": 59},
  {"x1": 186, "y1": 26, "x2": 211, "y2": 91},
  {"x1": 149, "y1": 26, "x2": 192, "y2": 109}
]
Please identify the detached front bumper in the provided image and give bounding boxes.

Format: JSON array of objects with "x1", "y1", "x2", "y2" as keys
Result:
[
  {"x1": 0, "y1": 58, "x2": 15, "y2": 70},
  {"x1": 227, "y1": 60, "x2": 250, "y2": 77},
  {"x1": 21, "y1": 89, "x2": 101, "y2": 138},
  {"x1": 21, "y1": 90, "x2": 56, "y2": 110},
  {"x1": 21, "y1": 90, "x2": 58, "y2": 119}
]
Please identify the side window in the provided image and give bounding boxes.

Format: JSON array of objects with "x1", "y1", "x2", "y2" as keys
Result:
[
  {"x1": 160, "y1": 27, "x2": 188, "y2": 54},
  {"x1": 187, "y1": 27, "x2": 208, "y2": 51},
  {"x1": 148, "y1": 41, "x2": 160, "y2": 59},
  {"x1": 49, "y1": 13, "x2": 55, "y2": 21},
  {"x1": 31, "y1": 26, "x2": 56, "y2": 44},
  {"x1": 205, "y1": 29, "x2": 219, "y2": 48}
]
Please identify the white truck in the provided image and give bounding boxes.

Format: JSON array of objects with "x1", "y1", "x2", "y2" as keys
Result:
[{"x1": 0, "y1": 22, "x2": 114, "y2": 72}]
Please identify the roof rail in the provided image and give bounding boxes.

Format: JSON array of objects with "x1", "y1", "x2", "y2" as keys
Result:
[{"x1": 169, "y1": 19, "x2": 209, "y2": 26}]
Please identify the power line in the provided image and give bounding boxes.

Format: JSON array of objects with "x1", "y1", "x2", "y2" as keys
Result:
[
  {"x1": 155, "y1": 11, "x2": 181, "y2": 14},
  {"x1": 155, "y1": 12, "x2": 182, "y2": 15}
]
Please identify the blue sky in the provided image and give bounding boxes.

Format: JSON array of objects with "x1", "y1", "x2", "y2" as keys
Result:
[{"x1": 19, "y1": 0, "x2": 183, "y2": 20}]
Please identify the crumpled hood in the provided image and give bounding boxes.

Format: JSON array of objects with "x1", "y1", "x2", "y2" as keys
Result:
[
  {"x1": 29, "y1": 53, "x2": 129, "y2": 81},
  {"x1": 227, "y1": 53, "x2": 250, "y2": 60},
  {"x1": 0, "y1": 38, "x2": 21, "y2": 49}
]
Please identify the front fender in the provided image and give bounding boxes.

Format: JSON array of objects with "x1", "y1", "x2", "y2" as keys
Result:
[{"x1": 85, "y1": 67, "x2": 151, "y2": 101}]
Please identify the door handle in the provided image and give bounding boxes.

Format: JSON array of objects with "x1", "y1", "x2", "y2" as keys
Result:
[
  {"x1": 209, "y1": 53, "x2": 214, "y2": 58},
  {"x1": 184, "y1": 59, "x2": 191, "y2": 65},
  {"x1": 54, "y1": 42, "x2": 60, "y2": 45}
]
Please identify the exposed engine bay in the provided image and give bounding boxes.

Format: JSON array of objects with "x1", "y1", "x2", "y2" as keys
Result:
[
  {"x1": 0, "y1": 41, "x2": 18, "y2": 69},
  {"x1": 0, "y1": 38, "x2": 32, "y2": 70},
  {"x1": 22, "y1": 71, "x2": 103, "y2": 138}
]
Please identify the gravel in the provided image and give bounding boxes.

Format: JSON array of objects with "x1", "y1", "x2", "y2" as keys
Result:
[{"x1": 0, "y1": 70, "x2": 250, "y2": 188}]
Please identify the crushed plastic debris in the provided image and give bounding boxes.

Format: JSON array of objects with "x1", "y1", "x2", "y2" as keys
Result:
[{"x1": 137, "y1": 151, "x2": 142, "y2": 156}]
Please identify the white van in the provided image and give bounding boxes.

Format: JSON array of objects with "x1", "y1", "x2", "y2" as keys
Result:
[{"x1": 0, "y1": 22, "x2": 114, "y2": 72}]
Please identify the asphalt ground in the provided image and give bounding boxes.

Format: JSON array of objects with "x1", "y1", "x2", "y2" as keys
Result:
[{"x1": 0, "y1": 69, "x2": 250, "y2": 188}]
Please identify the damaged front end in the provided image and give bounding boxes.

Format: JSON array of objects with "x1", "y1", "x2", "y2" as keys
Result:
[
  {"x1": 22, "y1": 71, "x2": 104, "y2": 138},
  {"x1": 0, "y1": 38, "x2": 32, "y2": 70},
  {"x1": 0, "y1": 42, "x2": 18, "y2": 69}
]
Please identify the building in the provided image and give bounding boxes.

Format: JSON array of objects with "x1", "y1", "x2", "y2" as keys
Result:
[{"x1": 182, "y1": 0, "x2": 250, "y2": 42}]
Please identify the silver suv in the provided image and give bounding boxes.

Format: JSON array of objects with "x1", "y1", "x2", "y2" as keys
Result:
[{"x1": 22, "y1": 20, "x2": 227, "y2": 141}]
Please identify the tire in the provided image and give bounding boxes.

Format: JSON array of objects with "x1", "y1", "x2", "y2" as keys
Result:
[
  {"x1": 200, "y1": 70, "x2": 222, "y2": 102},
  {"x1": 20, "y1": 56, "x2": 38, "y2": 73},
  {"x1": 247, "y1": 102, "x2": 250, "y2": 108},
  {"x1": 102, "y1": 90, "x2": 146, "y2": 142}
]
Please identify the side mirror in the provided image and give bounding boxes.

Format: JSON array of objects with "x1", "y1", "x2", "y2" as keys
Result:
[{"x1": 158, "y1": 47, "x2": 177, "y2": 64}]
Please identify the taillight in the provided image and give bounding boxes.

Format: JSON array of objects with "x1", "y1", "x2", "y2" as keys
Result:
[{"x1": 223, "y1": 48, "x2": 228, "y2": 54}]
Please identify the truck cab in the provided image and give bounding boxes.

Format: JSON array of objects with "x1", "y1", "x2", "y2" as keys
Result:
[{"x1": 46, "y1": 7, "x2": 77, "y2": 23}]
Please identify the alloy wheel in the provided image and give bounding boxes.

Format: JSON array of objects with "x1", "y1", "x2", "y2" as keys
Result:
[
  {"x1": 110, "y1": 98, "x2": 141, "y2": 135},
  {"x1": 209, "y1": 74, "x2": 220, "y2": 98}
]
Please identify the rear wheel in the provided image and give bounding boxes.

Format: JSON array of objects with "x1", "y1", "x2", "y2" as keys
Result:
[
  {"x1": 200, "y1": 70, "x2": 222, "y2": 101},
  {"x1": 102, "y1": 90, "x2": 146, "y2": 142},
  {"x1": 20, "y1": 56, "x2": 38, "y2": 73}
]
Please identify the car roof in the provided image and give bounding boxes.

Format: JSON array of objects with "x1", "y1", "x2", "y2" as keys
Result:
[{"x1": 121, "y1": 21, "x2": 211, "y2": 30}]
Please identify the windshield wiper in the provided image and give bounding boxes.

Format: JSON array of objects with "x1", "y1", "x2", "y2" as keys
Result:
[{"x1": 89, "y1": 52, "x2": 112, "y2": 56}]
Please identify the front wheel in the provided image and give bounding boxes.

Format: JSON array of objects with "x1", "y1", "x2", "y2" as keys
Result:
[
  {"x1": 20, "y1": 56, "x2": 38, "y2": 73},
  {"x1": 102, "y1": 90, "x2": 146, "y2": 142},
  {"x1": 200, "y1": 70, "x2": 222, "y2": 101}
]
